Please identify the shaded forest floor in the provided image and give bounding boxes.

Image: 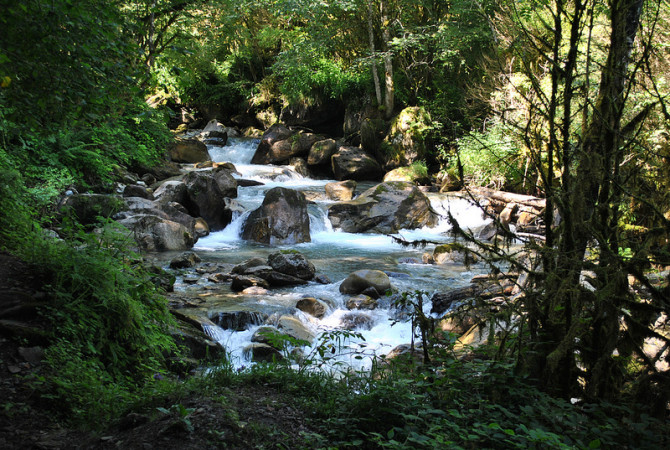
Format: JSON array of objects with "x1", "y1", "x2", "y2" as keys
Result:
[{"x1": 0, "y1": 252, "x2": 314, "y2": 449}]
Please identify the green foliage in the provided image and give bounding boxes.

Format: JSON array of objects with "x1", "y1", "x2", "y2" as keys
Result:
[
  {"x1": 275, "y1": 47, "x2": 369, "y2": 103},
  {"x1": 36, "y1": 222, "x2": 176, "y2": 381},
  {"x1": 38, "y1": 340, "x2": 140, "y2": 425},
  {"x1": 452, "y1": 122, "x2": 525, "y2": 190}
]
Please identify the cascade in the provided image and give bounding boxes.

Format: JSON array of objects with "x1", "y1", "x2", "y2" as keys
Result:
[{"x1": 183, "y1": 137, "x2": 492, "y2": 370}]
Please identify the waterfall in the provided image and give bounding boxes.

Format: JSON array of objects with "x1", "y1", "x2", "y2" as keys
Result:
[{"x1": 187, "y1": 137, "x2": 490, "y2": 371}]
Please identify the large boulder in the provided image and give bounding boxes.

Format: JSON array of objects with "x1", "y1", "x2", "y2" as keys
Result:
[
  {"x1": 307, "y1": 139, "x2": 337, "y2": 166},
  {"x1": 296, "y1": 298, "x2": 327, "y2": 319},
  {"x1": 250, "y1": 125, "x2": 323, "y2": 165},
  {"x1": 202, "y1": 118, "x2": 240, "y2": 137},
  {"x1": 383, "y1": 163, "x2": 429, "y2": 184},
  {"x1": 276, "y1": 315, "x2": 315, "y2": 344},
  {"x1": 325, "y1": 180, "x2": 356, "y2": 201},
  {"x1": 267, "y1": 251, "x2": 316, "y2": 280},
  {"x1": 168, "y1": 138, "x2": 211, "y2": 163},
  {"x1": 376, "y1": 107, "x2": 432, "y2": 171},
  {"x1": 182, "y1": 168, "x2": 238, "y2": 230},
  {"x1": 331, "y1": 146, "x2": 383, "y2": 181},
  {"x1": 241, "y1": 187, "x2": 311, "y2": 244},
  {"x1": 153, "y1": 180, "x2": 188, "y2": 205},
  {"x1": 120, "y1": 197, "x2": 200, "y2": 240},
  {"x1": 339, "y1": 270, "x2": 392, "y2": 297},
  {"x1": 250, "y1": 124, "x2": 294, "y2": 164},
  {"x1": 328, "y1": 181, "x2": 439, "y2": 233},
  {"x1": 117, "y1": 214, "x2": 195, "y2": 251}
]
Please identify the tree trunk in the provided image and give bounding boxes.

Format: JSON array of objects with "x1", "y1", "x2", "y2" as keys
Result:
[
  {"x1": 368, "y1": 0, "x2": 383, "y2": 107},
  {"x1": 380, "y1": 1, "x2": 394, "y2": 119}
]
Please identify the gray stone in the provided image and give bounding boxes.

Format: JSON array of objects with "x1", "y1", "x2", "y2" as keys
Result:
[
  {"x1": 331, "y1": 146, "x2": 383, "y2": 181},
  {"x1": 328, "y1": 181, "x2": 438, "y2": 233},
  {"x1": 183, "y1": 168, "x2": 238, "y2": 230},
  {"x1": 169, "y1": 251, "x2": 201, "y2": 269},
  {"x1": 230, "y1": 275, "x2": 270, "y2": 292},
  {"x1": 325, "y1": 180, "x2": 356, "y2": 201},
  {"x1": 295, "y1": 298, "x2": 327, "y2": 319},
  {"x1": 117, "y1": 214, "x2": 195, "y2": 251},
  {"x1": 307, "y1": 139, "x2": 337, "y2": 166},
  {"x1": 241, "y1": 187, "x2": 311, "y2": 244},
  {"x1": 244, "y1": 343, "x2": 283, "y2": 362},
  {"x1": 168, "y1": 138, "x2": 211, "y2": 163},
  {"x1": 267, "y1": 251, "x2": 316, "y2": 280},
  {"x1": 339, "y1": 270, "x2": 391, "y2": 296},
  {"x1": 345, "y1": 295, "x2": 378, "y2": 310}
]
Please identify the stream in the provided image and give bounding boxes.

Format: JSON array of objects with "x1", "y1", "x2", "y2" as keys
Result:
[{"x1": 172, "y1": 137, "x2": 493, "y2": 371}]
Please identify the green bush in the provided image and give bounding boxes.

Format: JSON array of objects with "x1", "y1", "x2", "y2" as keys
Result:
[{"x1": 452, "y1": 123, "x2": 525, "y2": 190}]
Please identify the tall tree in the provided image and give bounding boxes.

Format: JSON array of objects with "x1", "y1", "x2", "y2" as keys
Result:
[{"x1": 458, "y1": 0, "x2": 669, "y2": 405}]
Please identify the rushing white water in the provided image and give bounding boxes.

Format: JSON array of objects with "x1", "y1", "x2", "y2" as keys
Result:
[{"x1": 189, "y1": 137, "x2": 491, "y2": 371}]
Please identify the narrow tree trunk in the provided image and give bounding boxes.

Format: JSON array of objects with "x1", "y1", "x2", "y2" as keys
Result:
[
  {"x1": 380, "y1": 1, "x2": 394, "y2": 119},
  {"x1": 368, "y1": 0, "x2": 383, "y2": 107}
]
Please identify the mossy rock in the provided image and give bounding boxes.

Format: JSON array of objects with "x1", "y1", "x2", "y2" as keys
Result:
[{"x1": 377, "y1": 107, "x2": 432, "y2": 171}]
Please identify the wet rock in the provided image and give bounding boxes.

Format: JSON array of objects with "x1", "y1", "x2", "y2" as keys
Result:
[
  {"x1": 267, "y1": 251, "x2": 316, "y2": 280},
  {"x1": 242, "y1": 286, "x2": 269, "y2": 295},
  {"x1": 331, "y1": 146, "x2": 383, "y2": 181},
  {"x1": 276, "y1": 315, "x2": 315, "y2": 344},
  {"x1": 296, "y1": 298, "x2": 327, "y2": 319},
  {"x1": 232, "y1": 257, "x2": 269, "y2": 274},
  {"x1": 168, "y1": 138, "x2": 211, "y2": 163},
  {"x1": 241, "y1": 187, "x2": 311, "y2": 245},
  {"x1": 264, "y1": 271, "x2": 309, "y2": 287},
  {"x1": 383, "y1": 164, "x2": 429, "y2": 184},
  {"x1": 153, "y1": 180, "x2": 187, "y2": 205},
  {"x1": 207, "y1": 273, "x2": 230, "y2": 283},
  {"x1": 341, "y1": 312, "x2": 374, "y2": 331},
  {"x1": 289, "y1": 157, "x2": 310, "y2": 177},
  {"x1": 340, "y1": 270, "x2": 391, "y2": 297},
  {"x1": 170, "y1": 322, "x2": 224, "y2": 361},
  {"x1": 328, "y1": 181, "x2": 438, "y2": 233},
  {"x1": 433, "y1": 244, "x2": 477, "y2": 265},
  {"x1": 141, "y1": 173, "x2": 157, "y2": 186},
  {"x1": 250, "y1": 124, "x2": 297, "y2": 164},
  {"x1": 123, "y1": 184, "x2": 154, "y2": 200},
  {"x1": 182, "y1": 275, "x2": 200, "y2": 284},
  {"x1": 325, "y1": 180, "x2": 356, "y2": 201},
  {"x1": 314, "y1": 274, "x2": 332, "y2": 284},
  {"x1": 345, "y1": 295, "x2": 378, "y2": 310},
  {"x1": 307, "y1": 139, "x2": 337, "y2": 166},
  {"x1": 383, "y1": 344, "x2": 424, "y2": 363},
  {"x1": 211, "y1": 310, "x2": 267, "y2": 331},
  {"x1": 117, "y1": 214, "x2": 195, "y2": 251},
  {"x1": 435, "y1": 315, "x2": 478, "y2": 338},
  {"x1": 203, "y1": 119, "x2": 239, "y2": 137},
  {"x1": 237, "y1": 179, "x2": 264, "y2": 187},
  {"x1": 169, "y1": 251, "x2": 201, "y2": 269},
  {"x1": 244, "y1": 343, "x2": 283, "y2": 362},
  {"x1": 398, "y1": 257, "x2": 423, "y2": 265},
  {"x1": 182, "y1": 168, "x2": 238, "y2": 230},
  {"x1": 360, "y1": 286, "x2": 382, "y2": 299},
  {"x1": 146, "y1": 264, "x2": 176, "y2": 292},
  {"x1": 230, "y1": 275, "x2": 270, "y2": 292},
  {"x1": 194, "y1": 217, "x2": 210, "y2": 237}
]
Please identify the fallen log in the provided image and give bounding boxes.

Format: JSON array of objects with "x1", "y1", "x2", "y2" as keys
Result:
[{"x1": 469, "y1": 187, "x2": 546, "y2": 209}]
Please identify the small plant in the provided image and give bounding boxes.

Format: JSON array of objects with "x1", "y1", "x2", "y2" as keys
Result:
[{"x1": 157, "y1": 403, "x2": 195, "y2": 433}]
